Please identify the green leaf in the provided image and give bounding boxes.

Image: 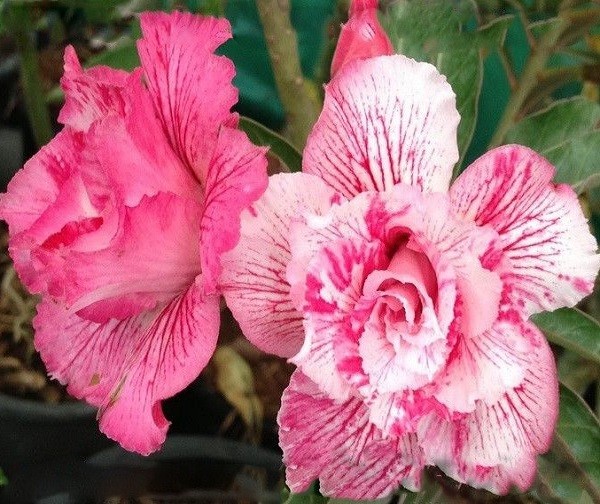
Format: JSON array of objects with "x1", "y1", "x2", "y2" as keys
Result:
[
  {"x1": 239, "y1": 116, "x2": 302, "y2": 172},
  {"x1": 0, "y1": 467, "x2": 6, "y2": 486},
  {"x1": 537, "y1": 384, "x2": 600, "y2": 503},
  {"x1": 544, "y1": 132, "x2": 600, "y2": 194},
  {"x1": 532, "y1": 307, "x2": 600, "y2": 365},
  {"x1": 382, "y1": 2, "x2": 511, "y2": 175},
  {"x1": 504, "y1": 98, "x2": 600, "y2": 194},
  {"x1": 282, "y1": 484, "x2": 327, "y2": 504},
  {"x1": 84, "y1": 38, "x2": 140, "y2": 72}
]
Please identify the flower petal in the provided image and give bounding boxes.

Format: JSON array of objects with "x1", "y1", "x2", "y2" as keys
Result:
[
  {"x1": 58, "y1": 46, "x2": 131, "y2": 131},
  {"x1": 33, "y1": 192, "x2": 202, "y2": 323},
  {"x1": 34, "y1": 281, "x2": 220, "y2": 455},
  {"x1": 420, "y1": 321, "x2": 558, "y2": 494},
  {"x1": 279, "y1": 370, "x2": 423, "y2": 499},
  {"x1": 433, "y1": 314, "x2": 530, "y2": 413},
  {"x1": 221, "y1": 172, "x2": 338, "y2": 357},
  {"x1": 137, "y1": 11, "x2": 237, "y2": 183},
  {"x1": 451, "y1": 145, "x2": 600, "y2": 315},
  {"x1": 200, "y1": 126, "x2": 268, "y2": 293},
  {"x1": 303, "y1": 55, "x2": 460, "y2": 197}
]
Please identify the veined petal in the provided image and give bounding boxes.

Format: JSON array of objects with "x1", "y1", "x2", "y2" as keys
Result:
[
  {"x1": 200, "y1": 127, "x2": 268, "y2": 293},
  {"x1": 58, "y1": 46, "x2": 131, "y2": 131},
  {"x1": 279, "y1": 370, "x2": 423, "y2": 499},
  {"x1": 420, "y1": 321, "x2": 558, "y2": 494},
  {"x1": 304, "y1": 55, "x2": 460, "y2": 197},
  {"x1": 433, "y1": 314, "x2": 530, "y2": 413},
  {"x1": 138, "y1": 11, "x2": 237, "y2": 183},
  {"x1": 34, "y1": 281, "x2": 220, "y2": 455},
  {"x1": 451, "y1": 145, "x2": 600, "y2": 315},
  {"x1": 221, "y1": 173, "x2": 338, "y2": 357}
]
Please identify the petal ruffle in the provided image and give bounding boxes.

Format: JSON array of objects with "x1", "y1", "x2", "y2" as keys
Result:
[
  {"x1": 58, "y1": 46, "x2": 131, "y2": 132},
  {"x1": 34, "y1": 281, "x2": 220, "y2": 455},
  {"x1": 220, "y1": 173, "x2": 338, "y2": 357},
  {"x1": 279, "y1": 370, "x2": 423, "y2": 499},
  {"x1": 137, "y1": 11, "x2": 237, "y2": 183},
  {"x1": 451, "y1": 145, "x2": 600, "y2": 315},
  {"x1": 420, "y1": 320, "x2": 558, "y2": 494},
  {"x1": 303, "y1": 55, "x2": 460, "y2": 197},
  {"x1": 201, "y1": 127, "x2": 268, "y2": 293}
]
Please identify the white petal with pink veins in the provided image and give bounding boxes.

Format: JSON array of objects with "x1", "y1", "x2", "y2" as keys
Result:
[
  {"x1": 221, "y1": 173, "x2": 340, "y2": 357},
  {"x1": 420, "y1": 320, "x2": 558, "y2": 494},
  {"x1": 304, "y1": 55, "x2": 460, "y2": 197},
  {"x1": 279, "y1": 371, "x2": 424, "y2": 499},
  {"x1": 451, "y1": 145, "x2": 600, "y2": 315}
]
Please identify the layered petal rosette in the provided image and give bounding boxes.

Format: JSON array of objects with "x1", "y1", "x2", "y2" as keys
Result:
[
  {"x1": 221, "y1": 54, "x2": 600, "y2": 497},
  {"x1": 0, "y1": 12, "x2": 267, "y2": 454}
]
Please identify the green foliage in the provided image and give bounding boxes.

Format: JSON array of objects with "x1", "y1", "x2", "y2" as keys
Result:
[
  {"x1": 239, "y1": 116, "x2": 303, "y2": 173},
  {"x1": 505, "y1": 98, "x2": 600, "y2": 193},
  {"x1": 536, "y1": 385, "x2": 600, "y2": 503},
  {"x1": 0, "y1": 467, "x2": 6, "y2": 487},
  {"x1": 381, "y1": 1, "x2": 512, "y2": 174},
  {"x1": 533, "y1": 307, "x2": 600, "y2": 365}
]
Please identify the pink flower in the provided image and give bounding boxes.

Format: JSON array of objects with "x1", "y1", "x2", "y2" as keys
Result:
[
  {"x1": 330, "y1": 0, "x2": 393, "y2": 77},
  {"x1": 0, "y1": 12, "x2": 267, "y2": 454},
  {"x1": 221, "y1": 55, "x2": 600, "y2": 497}
]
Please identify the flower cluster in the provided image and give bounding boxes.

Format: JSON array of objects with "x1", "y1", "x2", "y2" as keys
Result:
[{"x1": 1, "y1": 2, "x2": 599, "y2": 500}]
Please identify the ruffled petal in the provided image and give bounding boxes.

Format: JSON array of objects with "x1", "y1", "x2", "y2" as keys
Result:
[
  {"x1": 137, "y1": 11, "x2": 237, "y2": 183},
  {"x1": 420, "y1": 321, "x2": 558, "y2": 494},
  {"x1": 451, "y1": 145, "x2": 600, "y2": 315},
  {"x1": 34, "y1": 281, "x2": 220, "y2": 455},
  {"x1": 200, "y1": 127, "x2": 268, "y2": 293},
  {"x1": 330, "y1": 0, "x2": 393, "y2": 77},
  {"x1": 221, "y1": 173, "x2": 338, "y2": 357},
  {"x1": 58, "y1": 46, "x2": 131, "y2": 131},
  {"x1": 279, "y1": 370, "x2": 423, "y2": 499},
  {"x1": 50, "y1": 192, "x2": 202, "y2": 322},
  {"x1": 433, "y1": 314, "x2": 530, "y2": 413},
  {"x1": 303, "y1": 55, "x2": 460, "y2": 197}
]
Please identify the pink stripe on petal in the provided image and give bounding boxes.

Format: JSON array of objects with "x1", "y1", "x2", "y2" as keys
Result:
[
  {"x1": 138, "y1": 11, "x2": 236, "y2": 183},
  {"x1": 201, "y1": 127, "x2": 268, "y2": 294},
  {"x1": 304, "y1": 55, "x2": 459, "y2": 197},
  {"x1": 451, "y1": 145, "x2": 600, "y2": 315},
  {"x1": 420, "y1": 321, "x2": 558, "y2": 494},
  {"x1": 279, "y1": 371, "x2": 424, "y2": 499},
  {"x1": 35, "y1": 282, "x2": 220, "y2": 455}
]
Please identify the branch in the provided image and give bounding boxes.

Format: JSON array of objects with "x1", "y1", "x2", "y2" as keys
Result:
[
  {"x1": 255, "y1": 0, "x2": 321, "y2": 150},
  {"x1": 488, "y1": 0, "x2": 577, "y2": 148}
]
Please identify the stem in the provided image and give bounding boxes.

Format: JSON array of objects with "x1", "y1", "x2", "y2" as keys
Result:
[
  {"x1": 9, "y1": 5, "x2": 53, "y2": 147},
  {"x1": 488, "y1": 1, "x2": 575, "y2": 148},
  {"x1": 255, "y1": 0, "x2": 321, "y2": 150}
]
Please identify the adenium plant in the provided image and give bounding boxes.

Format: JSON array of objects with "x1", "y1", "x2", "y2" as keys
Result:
[{"x1": 1, "y1": 0, "x2": 599, "y2": 502}]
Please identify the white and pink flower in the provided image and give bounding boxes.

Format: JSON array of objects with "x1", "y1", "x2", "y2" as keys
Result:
[
  {"x1": 0, "y1": 12, "x2": 268, "y2": 454},
  {"x1": 221, "y1": 54, "x2": 600, "y2": 500}
]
